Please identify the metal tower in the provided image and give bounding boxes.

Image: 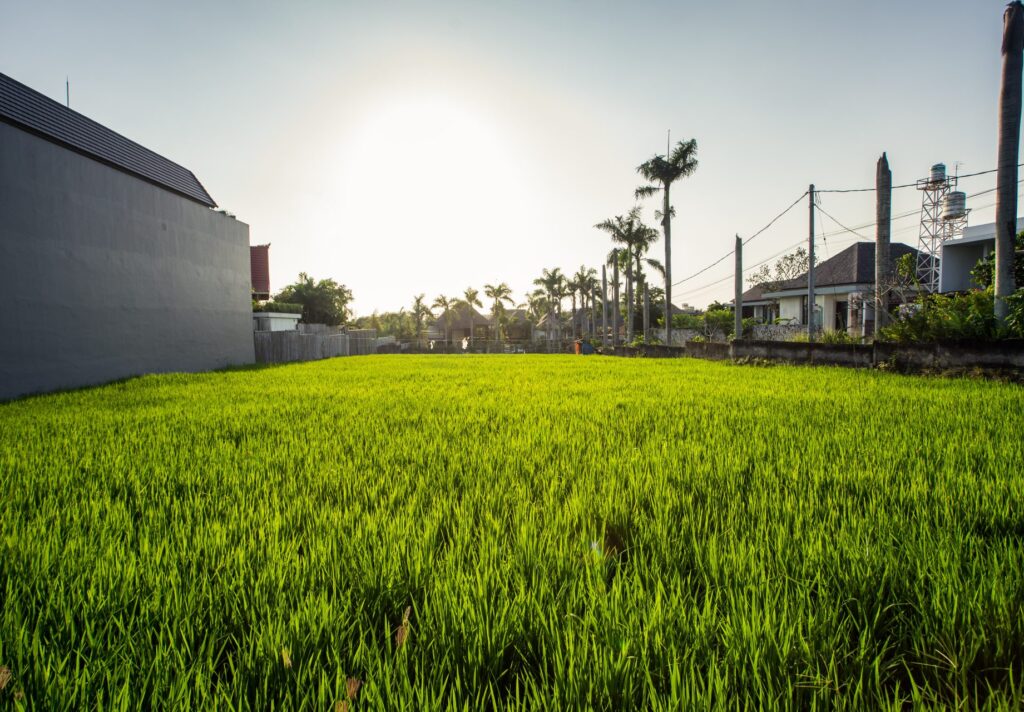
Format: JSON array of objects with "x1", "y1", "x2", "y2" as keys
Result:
[{"x1": 915, "y1": 164, "x2": 955, "y2": 293}]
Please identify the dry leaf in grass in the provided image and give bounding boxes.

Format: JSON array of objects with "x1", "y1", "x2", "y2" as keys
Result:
[
  {"x1": 281, "y1": 647, "x2": 292, "y2": 669},
  {"x1": 0, "y1": 667, "x2": 10, "y2": 690},
  {"x1": 346, "y1": 677, "x2": 362, "y2": 699},
  {"x1": 394, "y1": 606, "x2": 412, "y2": 649},
  {"x1": 335, "y1": 701, "x2": 348, "y2": 712}
]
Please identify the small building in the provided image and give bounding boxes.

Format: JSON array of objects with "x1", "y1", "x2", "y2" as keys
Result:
[
  {"x1": 762, "y1": 242, "x2": 923, "y2": 336},
  {"x1": 0, "y1": 72, "x2": 254, "y2": 400},
  {"x1": 939, "y1": 219, "x2": 1024, "y2": 293},
  {"x1": 429, "y1": 303, "x2": 491, "y2": 342}
]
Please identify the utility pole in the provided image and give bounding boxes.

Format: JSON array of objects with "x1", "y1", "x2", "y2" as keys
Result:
[
  {"x1": 601, "y1": 265, "x2": 608, "y2": 347},
  {"x1": 875, "y1": 153, "x2": 892, "y2": 334},
  {"x1": 612, "y1": 251, "x2": 620, "y2": 347},
  {"x1": 734, "y1": 235, "x2": 743, "y2": 340},
  {"x1": 643, "y1": 284, "x2": 650, "y2": 343},
  {"x1": 808, "y1": 184, "x2": 816, "y2": 342}
]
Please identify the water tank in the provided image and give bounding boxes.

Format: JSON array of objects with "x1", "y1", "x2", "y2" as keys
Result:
[
  {"x1": 930, "y1": 163, "x2": 946, "y2": 183},
  {"x1": 942, "y1": 191, "x2": 967, "y2": 220}
]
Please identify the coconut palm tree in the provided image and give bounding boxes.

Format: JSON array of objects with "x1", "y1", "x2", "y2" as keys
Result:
[
  {"x1": 533, "y1": 268, "x2": 566, "y2": 341},
  {"x1": 636, "y1": 138, "x2": 699, "y2": 345},
  {"x1": 596, "y1": 207, "x2": 656, "y2": 341},
  {"x1": 996, "y1": 1, "x2": 1024, "y2": 321},
  {"x1": 573, "y1": 265, "x2": 598, "y2": 336},
  {"x1": 411, "y1": 294, "x2": 432, "y2": 345},
  {"x1": 483, "y1": 282, "x2": 514, "y2": 342},
  {"x1": 463, "y1": 287, "x2": 483, "y2": 343},
  {"x1": 522, "y1": 289, "x2": 549, "y2": 342},
  {"x1": 432, "y1": 294, "x2": 454, "y2": 345}
]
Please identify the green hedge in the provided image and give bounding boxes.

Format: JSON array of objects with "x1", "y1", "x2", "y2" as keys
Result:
[{"x1": 252, "y1": 301, "x2": 303, "y2": 314}]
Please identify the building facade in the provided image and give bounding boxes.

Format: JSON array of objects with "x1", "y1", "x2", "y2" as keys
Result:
[{"x1": 0, "y1": 73, "x2": 254, "y2": 400}]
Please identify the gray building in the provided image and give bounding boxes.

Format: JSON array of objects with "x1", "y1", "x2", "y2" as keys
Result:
[
  {"x1": 0, "y1": 73, "x2": 254, "y2": 400},
  {"x1": 939, "y1": 219, "x2": 1024, "y2": 293}
]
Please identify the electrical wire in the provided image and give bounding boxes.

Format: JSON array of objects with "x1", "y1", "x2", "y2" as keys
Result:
[
  {"x1": 671, "y1": 190, "x2": 808, "y2": 288},
  {"x1": 675, "y1": 189, "x2": 1020, "y2": 302},
  {"x1": 814, "y1": 163, "x2": 1024, "y2": 194}
]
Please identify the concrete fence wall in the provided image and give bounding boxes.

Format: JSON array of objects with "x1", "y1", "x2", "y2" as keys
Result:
[
  {"x1": 748, "y1": 324, "x2": 804, "y2": 342},
  {"x1": 733, "y1": 340, "x2": 874, "y2": 368},
  {"x1": 603, "y1": 339, "x2": 1024, "y2": 373}
]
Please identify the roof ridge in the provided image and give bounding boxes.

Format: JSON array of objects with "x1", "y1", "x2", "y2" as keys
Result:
[{"x1": 0, "y1": 72, "x2": 216, "y2": 207}]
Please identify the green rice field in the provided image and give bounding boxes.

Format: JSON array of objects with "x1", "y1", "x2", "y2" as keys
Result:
[{"x1": 1, "y1": 355, "x2": 1023, "y2": 710}]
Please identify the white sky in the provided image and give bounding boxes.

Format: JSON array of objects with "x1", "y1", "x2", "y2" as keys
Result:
[{"x1": 1, "y1": 1, "x2": 1017, "y2": 314}]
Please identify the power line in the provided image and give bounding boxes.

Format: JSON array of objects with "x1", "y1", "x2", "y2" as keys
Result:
[
  {"x1": 814, "y1": 163, "x2": 1024, "y2": 194},
  {"x1": 671, "y1": 190, "x2": 808, "y2": 288},
  {"x1": 816, "y1": 202, "x2": 871, "y2": 241},
  {"x1": 676, "y1": 189, "x2": 1019, "y2": 302},
  {"x1": 671, "y1": 177, "x2": 1019, "y2": 302}
]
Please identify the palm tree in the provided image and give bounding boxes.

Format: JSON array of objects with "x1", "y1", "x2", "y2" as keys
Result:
[
  {"x1": 411, "y1": 294, "x2": 432, "y2": 345},
  {"x1": 483, "y1": 282, "x2": 514, "y2": 342},
  {"x1": 463, "y1": 287, "x2": 483, "y2": 343},
  {"x1": 533, "y1": 267, "x2": 566, "y2": 341},
  {"x1": 432, "y1": 294, "x2": 453, "y2": 345},
  {"x1": 595, "y1": 207, "x2": 656, "y2": 341},
  {"x1": 573, "y1": 265, "x2": 598, "y2": 336},
  {"x1": 636, "y1": 138, "x2": 699, "y2": 345},
  {"x1": 522, "y1": 289, "x2": 549, "y2": 342},
  {"x1": 996, "y1": 1, "x2": 1024, "y2": 321}
]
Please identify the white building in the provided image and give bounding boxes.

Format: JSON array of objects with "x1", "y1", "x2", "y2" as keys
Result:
[{"x1": 761, "y1": 242, "x2": 923, "y2": 336}]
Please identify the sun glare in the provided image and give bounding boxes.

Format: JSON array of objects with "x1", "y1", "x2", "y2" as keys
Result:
[{"x1": 334, "y1": 94, "x2": 528, "y2": 230}]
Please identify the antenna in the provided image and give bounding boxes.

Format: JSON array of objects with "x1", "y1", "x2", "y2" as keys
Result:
[
  {"x1": 65, "y1": 76, "x2": 69, "y2": 108},
  {"x1": 666, "y1": 129, "x2": 670, "y2": 156}
]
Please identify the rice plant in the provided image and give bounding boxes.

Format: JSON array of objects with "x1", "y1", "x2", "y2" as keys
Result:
[{"x1": 1, "y1": 356, "x2": 1022, "y2": 710}]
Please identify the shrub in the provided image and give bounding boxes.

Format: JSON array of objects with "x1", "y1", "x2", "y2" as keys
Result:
[
  {"x1": 878, "y1": 289, "x2": 1008, "y2": 342},
  {"x1": 253, "y1": 301, "x2": 303, "y2": 314}
]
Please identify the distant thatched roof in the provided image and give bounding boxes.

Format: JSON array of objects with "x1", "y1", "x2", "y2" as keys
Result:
[{"x1": 433, "y1": 303, "x2": 490, "y2": 330}]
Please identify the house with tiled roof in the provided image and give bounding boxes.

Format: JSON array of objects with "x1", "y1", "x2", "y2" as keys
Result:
[{"x1": 761, "y1": 242, "x2": 924, "y2": 336}]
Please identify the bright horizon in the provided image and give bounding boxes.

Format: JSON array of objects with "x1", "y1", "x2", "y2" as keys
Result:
[{"x1": 2, "y1": 1, "x2": 1016, "y2": 316}]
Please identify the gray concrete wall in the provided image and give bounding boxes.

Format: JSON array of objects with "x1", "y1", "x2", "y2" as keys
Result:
[{"x1": 0, "y1": 122, "x2": 254, "y2": 400}]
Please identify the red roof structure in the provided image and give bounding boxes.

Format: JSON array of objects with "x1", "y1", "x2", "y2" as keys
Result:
[{"x1": 250, "y1": 244, "x2": 270, "y2": 300}]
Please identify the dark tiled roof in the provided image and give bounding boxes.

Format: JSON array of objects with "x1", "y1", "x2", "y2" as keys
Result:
[
  {"x1": 740, "y1": 284, "x2": 772, "y2": 302},
  {"x1": 0, "y1": 72, "x2": 216, "y2": 207},
  {"x1": 773, "y1": 242, "x2": 922, "y2": 291}
]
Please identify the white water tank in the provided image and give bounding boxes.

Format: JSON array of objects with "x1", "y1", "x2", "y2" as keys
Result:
[
  {"x1": 930, "y1": 163, "x2": 946, "y2": 183},
  {"x1": 942, "y1": 191, "x2": 967, "y2": 220}
]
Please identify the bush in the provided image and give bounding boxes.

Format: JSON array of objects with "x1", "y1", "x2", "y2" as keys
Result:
[
  {"x1": 878, "y1": 289, "x2": 1013, "y2": 342},
  {"x1": 253, "y1": 301, "x2": 303, "y2": 314}
]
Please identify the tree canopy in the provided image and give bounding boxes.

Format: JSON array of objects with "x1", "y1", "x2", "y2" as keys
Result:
[{"x1": 274, "y1": 273, "x2": 353, "y2": 326}]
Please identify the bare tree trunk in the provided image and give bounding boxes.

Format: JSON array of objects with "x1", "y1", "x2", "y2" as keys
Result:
[
  {"x1": 663, "y1": 186, "x2": 673, "y2": 345},
  {"x1": 601, "y1": 265, "x2": 608, "y2": 347},
  {"x1": 643, "y1": 284, "x2": 650, "y2": 342},
  {"x1": 996, "y1": 1, "x2": 1024, "y2": 321},
  {"x1": 875, "y1": 152, "x2": 892, "y2": 334},
  {"x1": 612, "y1": 253, "x2": 620, "y2": 346},
  {"x1": 624, "y1": 256, "x2": 634, "y2": 342}
]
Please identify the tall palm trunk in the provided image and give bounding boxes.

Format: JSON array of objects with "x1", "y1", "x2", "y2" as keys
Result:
[
  {"x1": 663, "y1": 186, "x2": 673, "y2": 344},
  {"x1": 624, "y1": 257, "x2": 634, "y2": 342},
  {"x1": 997, "y1": 1, "x2": 1024, "y2": 321}
]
